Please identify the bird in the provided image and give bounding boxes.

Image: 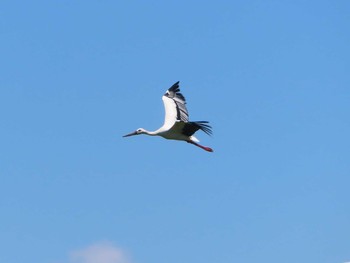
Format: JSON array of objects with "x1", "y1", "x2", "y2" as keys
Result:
[{"x1": 123, "y1": 81, "x2": 213, "y2": 152}]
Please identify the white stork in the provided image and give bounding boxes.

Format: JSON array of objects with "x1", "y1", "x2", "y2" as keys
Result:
[{"x1": 123, "y1": 81, "x2": 213, "y2": 152}]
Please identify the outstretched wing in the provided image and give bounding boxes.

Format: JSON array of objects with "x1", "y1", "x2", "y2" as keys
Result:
[
  {"x1": 169, "y1": 121, "x2": 212, "y2": 142},
  {"x1": 161, "y1": 81, "x2": 189, "y2": 129},
  {"x1": 182, "y1": 121, "x2": 212, "y2": 136}
]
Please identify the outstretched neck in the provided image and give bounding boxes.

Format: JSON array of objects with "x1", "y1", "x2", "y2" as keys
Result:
[{"x1": 144, "y1": 130, "x2": 158, "y2": 136}]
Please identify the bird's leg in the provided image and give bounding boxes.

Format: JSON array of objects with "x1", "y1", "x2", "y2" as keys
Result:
[{"x1": 187, "y1": 140, "x2": 213, "y2": 152}]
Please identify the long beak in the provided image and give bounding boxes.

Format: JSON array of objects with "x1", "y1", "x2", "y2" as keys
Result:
[{"x1": 123, "y1": 131, "x2": 138, "y2": 137}]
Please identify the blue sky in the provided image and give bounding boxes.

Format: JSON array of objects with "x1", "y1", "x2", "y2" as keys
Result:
[{"x1": 1, "y1": 1, "x2": 349, "y2": 263}]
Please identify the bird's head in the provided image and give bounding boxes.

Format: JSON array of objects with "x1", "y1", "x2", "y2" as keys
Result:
[{"x1": 123, "y1": 128, "x2": 147, "y2": 137}]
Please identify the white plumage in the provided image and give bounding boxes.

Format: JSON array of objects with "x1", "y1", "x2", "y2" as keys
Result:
[{"x1": 123, "y1": 81, "x2": 213, "y2": 152}]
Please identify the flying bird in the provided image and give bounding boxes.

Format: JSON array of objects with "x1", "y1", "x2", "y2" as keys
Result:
[{"x1": 123, "y1": 81, "x2": 213, "y2": 152}]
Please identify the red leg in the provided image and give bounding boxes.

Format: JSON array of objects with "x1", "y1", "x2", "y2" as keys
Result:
[{"x1": 187, "y1": 141, "x2": 213, "y2": 152}]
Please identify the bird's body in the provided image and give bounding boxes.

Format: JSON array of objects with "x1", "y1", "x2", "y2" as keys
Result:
[{"x1": 123, "y1": 82, "x2": 213, "y2": 152}]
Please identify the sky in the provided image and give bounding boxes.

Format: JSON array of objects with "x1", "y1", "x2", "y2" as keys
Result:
[{"x1": 1, "y1": 1, "x2": 349, "y2": 263}]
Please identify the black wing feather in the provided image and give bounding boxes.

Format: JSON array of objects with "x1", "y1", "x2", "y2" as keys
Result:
[
  {"x1": 164, "y1": 81, "x2": 189, "y2": 122},
  {"x1": 167, "y1": 81, "x2": 186, "y2": 101},
  {"x1": 182, "y1": 121, "x2": 212, "y2": 137}
]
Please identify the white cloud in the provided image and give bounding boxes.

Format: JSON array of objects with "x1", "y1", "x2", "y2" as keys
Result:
[{"x1": 69, "y1": 242, "x2": 131, "y2": 263}]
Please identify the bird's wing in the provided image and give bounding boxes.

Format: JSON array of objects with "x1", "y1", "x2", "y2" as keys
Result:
[
  {"x1": 168, "y1": 120, "x2": 212, "y2": 142},
  {"x1": 181, "y1": 121, "x2": 212, "y2": 136},
  {"x1": 161, "y1": 81, "x2": 189, "y2": 130}
]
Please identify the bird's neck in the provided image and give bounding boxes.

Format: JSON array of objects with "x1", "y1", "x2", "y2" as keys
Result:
[{"x1": 144, "y1": 130, "x2": 157, "y2": 136}]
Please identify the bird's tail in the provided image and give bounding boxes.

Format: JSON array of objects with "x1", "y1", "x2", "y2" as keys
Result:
[{"x1": 190, "y1": 135, "x2": 200, "y2": 142}]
